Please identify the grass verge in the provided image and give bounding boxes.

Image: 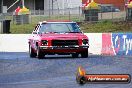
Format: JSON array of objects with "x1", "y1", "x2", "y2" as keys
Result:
[{"x1": 10, "y1": 20, "x2": 132, "y2": 34}]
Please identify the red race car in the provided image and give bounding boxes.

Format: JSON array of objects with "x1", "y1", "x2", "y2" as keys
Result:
[{"x1": 28, "y1": 21, "x2": 89, "y2": 59}]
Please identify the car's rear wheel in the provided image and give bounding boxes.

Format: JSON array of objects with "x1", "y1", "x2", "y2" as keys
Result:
[
  {"x1": 37, "y1": 47, "x2": 45, "y2": 59},
  {"x1": 29, "y1": 45, "x2": 37, "y2": 58},
  {"x1": 72, "y1": 53, "x2": 79, "y2": 58},
  {"x1": 81, "y1": 49, "x2": 88, "y2": 58}
]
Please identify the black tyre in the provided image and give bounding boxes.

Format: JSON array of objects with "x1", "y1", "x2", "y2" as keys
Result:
[
  {"x1": 72, "y1": 53, "x2": 79, "y2": 58},
  {"x1": 37, "y1": 47, "x2": 44, "y2": 59},
  {"x1": 29, "y1": 45, "x2": 37, "y2": 58},
  {"x1": 81, "y1": 49, "x2": 88, "y2": 58}
]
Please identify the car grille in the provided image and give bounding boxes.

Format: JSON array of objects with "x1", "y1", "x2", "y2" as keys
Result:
[{"x1": 52, "y1": 40, "x2": 78, "y2": 46}]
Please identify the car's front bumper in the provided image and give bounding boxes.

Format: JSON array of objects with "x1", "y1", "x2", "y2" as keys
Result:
[
  {"x1": 39, "y1": 45, "x2": 89, "y2": 53},
  {"x1": 39, "y1": 45, "x2": 89, "y2": 50}
]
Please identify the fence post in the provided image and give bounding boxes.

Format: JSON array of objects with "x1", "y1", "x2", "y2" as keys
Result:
[
  {"x1": 124, "y1": 6, "x2": 127, "y2": 21},
  {"x1": 69, "y1": 9, "x2": 71, "y2": 21},
  {"x1": 111, "y1": 6, "x2": 113, "y2": 21},
  {"x1": 30, "y1": 14, "x2": 32, "y2": 23},
  {"x1": 49, "y1": 0, "x2": 51, "y2": 18},
  {"x1": 12, "y1": 13, "x2": 14, "y2": 24},
  {"x1": 39, "y1": 9, "x2": 41, "y2": 21},
  {"x1": 100, "y1": 10, "x2": 102, "y2": 21},
  {"x1": 79, "y1": 6, "x2": 81, "y2": 22}
]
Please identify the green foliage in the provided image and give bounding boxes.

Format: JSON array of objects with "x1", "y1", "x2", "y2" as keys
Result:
[
  {"x1": 10, "y1": 20, "x2": 132, "y2": 34},
  {"x1": 10, "y1": 23, "x2": 35, "y2": 34},
  {"x1": 80, "y1": 21, "x2": 132, "y2": 33}
]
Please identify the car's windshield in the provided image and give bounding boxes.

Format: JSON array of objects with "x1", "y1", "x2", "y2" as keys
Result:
[{"x1": 39, "y1": 23, "x2": 81, "y2": 33}]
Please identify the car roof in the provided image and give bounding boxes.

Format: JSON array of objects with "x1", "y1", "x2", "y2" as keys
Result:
[
  {"x1": 46, "y1": 20, "x2": 73, "y2": 22},
  {"x1": 39, "y1": 20, "x2": 76, "y2": 24}
]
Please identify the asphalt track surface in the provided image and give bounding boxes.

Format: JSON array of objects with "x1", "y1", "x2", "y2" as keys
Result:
[{"x1": 0, "y1": 52, "x2": 132, "y2": 88}]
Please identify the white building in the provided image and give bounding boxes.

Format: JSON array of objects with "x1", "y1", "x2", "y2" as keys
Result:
[
  {"x1": 1, "y1": 0, "x2": 82, "y2": 14},
  {"x1": 52, "y1": 0, "x2": 82, "y2": 14}
]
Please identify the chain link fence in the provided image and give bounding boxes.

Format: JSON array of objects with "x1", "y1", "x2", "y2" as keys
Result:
[
  {"x1": 0, "y1": 6, "x2": 129, "y2": 33},
  {"x1": 30, "y1": 6, "x2": 126, "y2": 23},
  {"x1": 0, "y1": 6, "x2": 127, "y2": 23}
]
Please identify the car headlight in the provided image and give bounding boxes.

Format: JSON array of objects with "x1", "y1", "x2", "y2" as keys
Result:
[
  {"x1": 41, "y1": 40, "x2": 48, "y2": 45},
  {"x1": 82, "y1": 39, "x2": 88, "y2": 45}
]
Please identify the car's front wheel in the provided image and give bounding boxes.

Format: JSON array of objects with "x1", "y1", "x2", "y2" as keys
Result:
[
  {"x1": 81, "y1": 49, "x2": 88, "y2": 58},
  {"x1": 37, "y1": 47, "x2": 45, "y2": 59},
  {"x1": 29, "y1": 45, "x2": 37, "y2": 58}
]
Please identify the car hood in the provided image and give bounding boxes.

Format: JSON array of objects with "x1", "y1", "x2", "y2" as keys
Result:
[{"x1": 40, "y1": 33, "x2": 88, "y2": 40}]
